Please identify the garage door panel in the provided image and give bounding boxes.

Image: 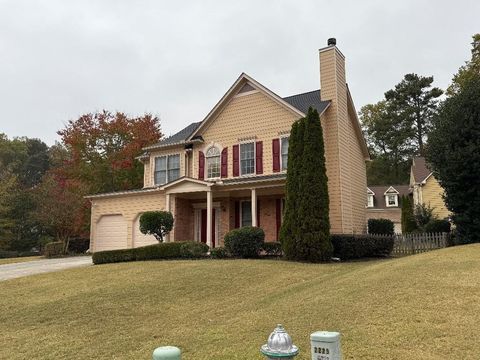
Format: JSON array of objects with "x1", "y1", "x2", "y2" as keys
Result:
[
  {"x1": 95, "y1": 215, "x2": 128, "y2": 252},
  {"x1": 133, "y1": 215, "x2": 158, "y2": 248}
]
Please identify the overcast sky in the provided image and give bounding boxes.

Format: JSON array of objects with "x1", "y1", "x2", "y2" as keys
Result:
[{"x1": 0, "y1": 0, "x2": 478, "y2": 145}]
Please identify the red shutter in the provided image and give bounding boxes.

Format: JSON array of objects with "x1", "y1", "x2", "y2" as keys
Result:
[
  {"x1": 233, "y1": 145, "x2": 239, "y2": 177},
  {"x1": 256, "y1": 141, "x2": 263, "y2": 174},
  {"x1": 221, "y1": 148, "x2": 228, "y2": 178},
  {"x1": 198, "y1": 151, "x2": 205, "y2": 180},
  {"x1": 275, "y1": 198, "x2": 282, "y2": 240},
  {"x1": 256, "y1": 199, "x2": 261, "y2": 227},
  {"x1": 272, "y1": 139, "x2": 280, "y2": 172},
  {"x1": 234, "y1": 201, "x2": 240, "y2": 228}
]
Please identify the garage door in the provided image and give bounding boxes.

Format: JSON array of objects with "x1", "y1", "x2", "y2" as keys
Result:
[
  {"x1": 95, "y1": 215, "x2": 128, "y2": 252},
  {"x1": 133, "y1": 215, "x2": 158, "y2": 248}
]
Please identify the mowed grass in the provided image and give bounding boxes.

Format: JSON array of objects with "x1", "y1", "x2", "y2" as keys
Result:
[
  {"x1": 0, "y1": 256, "x2": 41, "y2": 265},
  {"x1": 1, "y1": 245, "x2": 480, "y2": 359}
]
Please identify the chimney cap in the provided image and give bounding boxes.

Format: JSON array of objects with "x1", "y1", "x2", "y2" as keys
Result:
[{"x1": 327, "y1": 38, "x2": 337, "y2": 46}]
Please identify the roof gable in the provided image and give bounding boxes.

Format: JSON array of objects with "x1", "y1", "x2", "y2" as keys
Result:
[
  {"x1": 411, "y1": 156, "x2": 432, "y2": 183},
  {"x1": 188, "y1": 73, "x2": 312, "y2": 140}
]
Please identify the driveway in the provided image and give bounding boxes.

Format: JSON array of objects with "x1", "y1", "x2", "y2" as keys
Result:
[{"x1": 0, "y1": 256, "x2": 92, "y2": 281}]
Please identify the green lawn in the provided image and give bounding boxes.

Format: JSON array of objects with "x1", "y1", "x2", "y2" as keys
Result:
[
  {"x1": 1, "y1": 245, "x2": 479, "y2": 359},
  {"x1": 0, "y1": 256, "x2": 41, "y2": 265}
]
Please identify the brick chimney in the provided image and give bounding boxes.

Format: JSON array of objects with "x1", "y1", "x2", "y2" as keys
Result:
[{"x1": 319, "y1": 38, "x2": 354, "y2": 234}]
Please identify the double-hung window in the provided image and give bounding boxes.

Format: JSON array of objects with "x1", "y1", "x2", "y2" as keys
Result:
[
  {"x1": 386, "y1": 194, "x2": 398, "y2": 207},
  {"x1": 154, "y1": 154, "x2": 180, "y2": 185},
  {"x1": 280, "y1": 137, "x2": 289, "y2": 171},
  {"x1": 240, "y1": 142, "x2": 255, "y2": 175}
]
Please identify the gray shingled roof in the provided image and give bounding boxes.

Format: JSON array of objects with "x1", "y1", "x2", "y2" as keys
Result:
[
  {"x1": 283, "y1": 90, "x2": 330, "y2": 114},
  {"x1": 412, "y1": 156, "x2": 432, "y2": 183},
  {"x1": 147, "y1": 90, "x2": 329, "y2": 149},
  {"x1": 147, "y1": 121, "x2": 201, "y2": 148},
  {"x1": 368, "y1": 185, "x2": 411, "y2": 209}
]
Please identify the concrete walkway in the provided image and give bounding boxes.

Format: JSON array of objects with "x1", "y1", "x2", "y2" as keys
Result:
[{"x1": 0, "y1": 256, "x2": 92, "y2": 281}]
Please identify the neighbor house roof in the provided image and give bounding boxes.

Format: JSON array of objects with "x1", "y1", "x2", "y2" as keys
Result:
[
  {"x1": 367, "y1": 185, "x2": 410, "y2": 209},
  {"x1": 411, "y1": 156, "x2": 432, "y2": 183},
  {"x1": 143, "y1": 121, "x2": 202, "y2": 150}
]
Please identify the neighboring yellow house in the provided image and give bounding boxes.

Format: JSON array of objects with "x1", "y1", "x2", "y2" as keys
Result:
[
  {"x1": 86, "y1": 39, "x2": 370, "y2": 252},
  {"x1": 410, "y1": 156, "x2": 449, "y2": 219}
]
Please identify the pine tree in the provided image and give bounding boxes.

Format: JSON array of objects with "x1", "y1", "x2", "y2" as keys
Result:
[
  {"x1": 280, "y1": 118, "x2": 305, "y2": 259},
  {"x1": 401, "y1": 195, "x2": 417, "y2": 233},
  {"x1": 296, "y1": 108, "x2": 332, "y2": 262}
]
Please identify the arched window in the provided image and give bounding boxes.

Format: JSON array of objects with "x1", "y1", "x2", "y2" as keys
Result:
[{"x1": 206, "y1": 146, "x2": 221, "y2": 179}]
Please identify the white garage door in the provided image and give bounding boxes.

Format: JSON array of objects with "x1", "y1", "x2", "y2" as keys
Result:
[
  {"x1": 95, "y1": 215, "x2": 128, "y2": 252},
  {"x1": 133, "y1": 215, "x2": 158, "y2": 248}
]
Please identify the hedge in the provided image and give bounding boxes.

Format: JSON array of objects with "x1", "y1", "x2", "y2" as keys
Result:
[
  {"x1": 210, "y1": 247, "x2": 230, "y2": 259},
  {"x1": 368, "y1": 218, "x2": 395, "y2": 236},
  {"x1": 224, "y1": 226, "x2": 265, "y2": 258},
  {"x1": 92, "y1": 241, "x2": 209, "y2": 265},
  {"x1": 330, "y1": 234, "x2": 394, "y2": 260},
  {"x1": 0, "y1": 250, "x2": 39, "y2": 259},
  {"x1": 424, "y1": 219, "x2": 451, "y2": 233}
]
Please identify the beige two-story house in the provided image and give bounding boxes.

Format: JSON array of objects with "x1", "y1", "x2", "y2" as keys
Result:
[{"x1": 86, "y1": 39, "x2": 370, "y2": 252}]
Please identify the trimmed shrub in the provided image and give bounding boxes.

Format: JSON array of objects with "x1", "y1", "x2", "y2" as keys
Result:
[
  {"x1": 139, "y1": 211, "x2": 174, "y2": 242},
  {"x1": 210, "y1": 247, "x2": 230, "y2": 259},
  {"x1": 261, "y1": 242, "x2": 283, "y2": 256},
  {"x1": 44, "y1": 241, "x2": 64, "y2": 258},
  {"x1": 424, "y1": 219, "x2": 451, "y2": 233},
  {"x1": 68, "y1": 238, "x2": 90, "y2": 254},
  {"x1": 0, "y1": 250, "x2": 19, "y2": 259},
  {"x1": 331, "y1": 234, "x2": 394, "y2": 260},
  {"x1": 368, "y1": 218, "x2": 395, "y2": 236},
  {"x1": 179, "y1": 242, "x2": 209, "y2": 259},
  {"x1": 224, "y1": 226, "x2": 265, "y2": 258}
]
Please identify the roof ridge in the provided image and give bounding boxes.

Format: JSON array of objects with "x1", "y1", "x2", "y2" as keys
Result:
[{"x1": 283, "y1": 89, "x2": 321, "y2": 99}]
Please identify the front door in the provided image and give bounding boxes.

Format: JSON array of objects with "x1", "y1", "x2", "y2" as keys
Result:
[{"x1": 200, "y1": 209, "x2": 216, "y2": 248}]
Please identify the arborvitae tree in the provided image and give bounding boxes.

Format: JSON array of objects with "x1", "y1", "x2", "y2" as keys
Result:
[
  {"x1": 296, "y1": 107, "x2": 332, "y2": 262},
  {"x1": 280, "y1": 118, "x2": 305, "y2": 259},
  {"x1": 401, "y1": 195, "x2": 417, "y2": 233},
  {"x1": 427, "y1": 75, "x2": 480, "y2": 243}
]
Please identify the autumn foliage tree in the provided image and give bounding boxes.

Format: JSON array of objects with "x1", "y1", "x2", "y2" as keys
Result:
[{"x1": 57, "y1": 111, "x2": 162, "y2": 194}]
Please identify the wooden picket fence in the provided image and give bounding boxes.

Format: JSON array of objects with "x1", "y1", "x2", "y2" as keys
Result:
[{"x1": 392, "y1": 232, "x2": 448, "y2": 256}]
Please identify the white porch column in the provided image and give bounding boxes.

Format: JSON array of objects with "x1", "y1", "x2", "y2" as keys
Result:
[
  {"x1": 206, "y1": 189, "x2": 213, "y2": 248},
  {"x1": 165, "y1": 193, "x2": 171, "y2": 242},
  {"x1": 251, "y1": 188, "x2": 257, "y2": 227}
]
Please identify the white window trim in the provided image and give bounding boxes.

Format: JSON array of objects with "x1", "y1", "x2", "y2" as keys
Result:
[
  {"x1": 279, "y1": 135, "x2": 289, "y2": 172},
  {"x1": 367, "y1": 194, "x2": 374, "y2": 208},
  {"x1": 205, "y1": 145, "x2": 221, "y2": 180},
  {"x1": 385, "y1": 194, "x2": 398, "y2": 207},
  {"x1": 153, "y1": 153, "x2": 181, "y2": 186},
  {"x1": 239, "y1": 140, "x2": 256, "y2": 177}
]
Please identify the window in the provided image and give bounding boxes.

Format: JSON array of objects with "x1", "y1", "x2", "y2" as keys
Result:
[
  {"x1": 281, "y1": 137, "x2": 289, "y2": 171},
  {"x1": 206, "y1": 146, "x2": 220, "y2": 179},
  {"x1": 241, "y1": 201, "x2": 252, "y2": 227},
  {"x1": 240, "y1": 142, "x2": 255, "y2": 175},
  {"x1": 367, "y1": 194, "x2": 374, "y2": 208},
  {"x1": 154, "y1": 154, "x2": 180, "y2": 185},
  {"x1": 386, "y1": 194, "x2": 398, "y2": 207}
]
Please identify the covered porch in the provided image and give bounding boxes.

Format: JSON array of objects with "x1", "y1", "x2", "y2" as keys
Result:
[{"x1": 163, "y1": 176, "x2": 286, "y2": 247}]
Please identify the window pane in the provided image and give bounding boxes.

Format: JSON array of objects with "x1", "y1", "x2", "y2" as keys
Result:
[
  {"x1": 281, "y1": 137, "x2": 289, "y2": 170},
  {"x1": 207, "y1": 157, "x2": 220, "y2": 178},
  {"x1": 168, "y1": 169, "x2": 180, "y2": 182},
  {"x1": 241, "y1": 201, "x2": 252, "y2": 227},
  {"x1": 388, "y1": 195, "x2": 396, "y2": 205},
  {"x1": 168, "y1": 155, "x2": 180, "y2": 170},
  {"x1": 154, "y1": 156, "x2": 167, "y2": 185},
  {"x1": 240, "y1": 142, "x2": 255, "y2": 175}
]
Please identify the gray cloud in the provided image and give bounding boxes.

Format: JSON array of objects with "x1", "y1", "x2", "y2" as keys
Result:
[{"x1": 0, "y1": 0, "x2": 478, "y2": 144}]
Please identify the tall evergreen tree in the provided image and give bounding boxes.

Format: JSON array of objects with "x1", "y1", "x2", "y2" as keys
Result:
[
  {"x1": 447, "y1": 34, "x2": 480, "y2": 96},
  {"x1": 296, "y1": 108, "x2": 331, "y2": 262},
  {"x1": 428, "y1": 75, "x2": 480, "y2": 243},
  {"x1": 280, "y1": 118, "x2": 305, "y2": 259},
  {"x1": 401, "y1": 195, "x2": 417, "y2": 233}
]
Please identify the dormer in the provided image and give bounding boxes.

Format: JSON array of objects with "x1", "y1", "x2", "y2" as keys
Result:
[{"x1": 384, "y1": 186, "x2": 400, "y2": 207}]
